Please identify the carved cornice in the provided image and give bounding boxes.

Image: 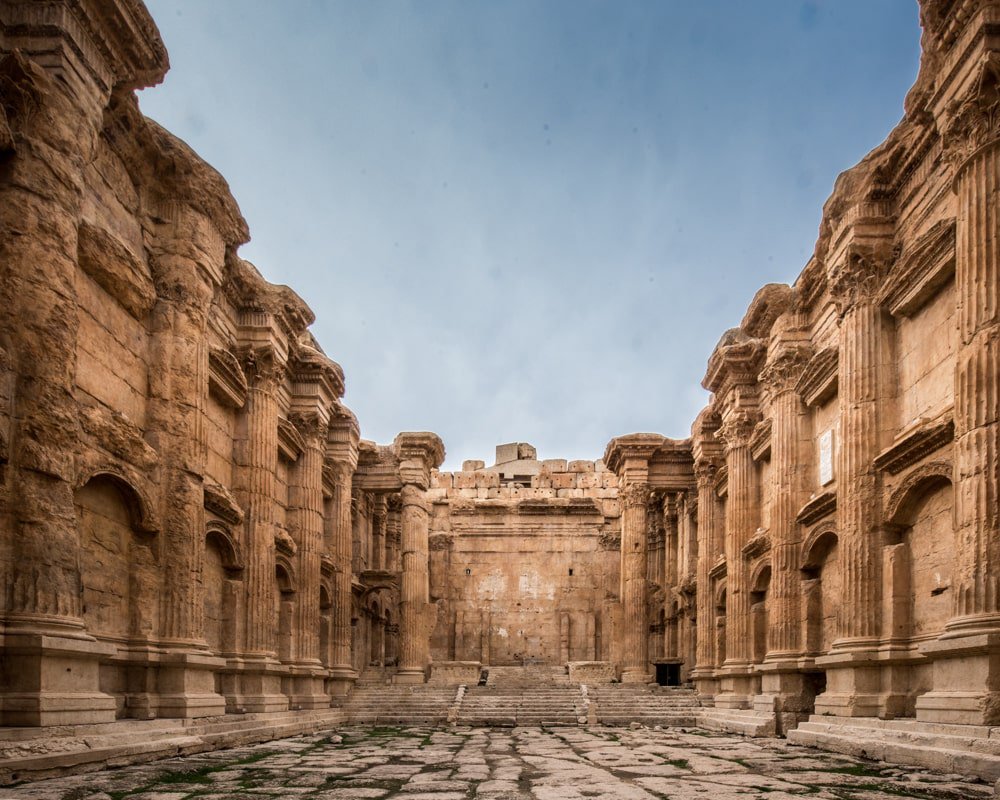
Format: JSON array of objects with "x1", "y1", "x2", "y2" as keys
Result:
[
  {"x1": 742, "y1": 529, "x2": 771, "y2": 560},
  {"x1": 796, "y1": 491, "x2": 837, "y2": 526},
  {"x1": 204, "y1": 478, "x2": 244, "y2": 525},
  {"x1": 703, "y1": 329, "x2": 765, "y2": 395},
  {"x1": 795, "y1": 346, "x2": 839, "y2": 408},
  {"x1": 741, "y1": 283, "x2": 794, "y2": 339},
  {"x1": 749, "y1": 418, "x2": 772, "y2": 462},
  {"x1": 292, "y1": 336, "x2": 345, "y2": 400},
  {"x1": 709, "y1": 557, "x2": 727, "y2": 581},
  {"x1": 714, "y1": 464, "x2": 728, "y2": 497},
  {"x1": 275, "y1": 526, "x2": 297, "y2": 556},
  {"x1": 603, "y1": 433, "x2": 665, "y2": 475},
  {"x1": 209, "y1": 347, "x2": 248, "y2": 408},
  {"x1": 679, "y1": 572, "x2": 697, "y2": 596},
  {"x1": 879, "y1": 219, "x2": 956, "y2": 317},
  {"x1": 874, "y1": 413, "x2": 955, "y2": 475},
  {"x1": 828, "y1": 244, "x2": 893, "y2": 317},
  {"x1": 277, "y1": 417, "x2": 305, "y2": 462}
]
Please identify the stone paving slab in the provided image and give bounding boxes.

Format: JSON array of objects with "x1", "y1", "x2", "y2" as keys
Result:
[{"x1": 0, "y1": 726, "x2": 992, "y2": 800}]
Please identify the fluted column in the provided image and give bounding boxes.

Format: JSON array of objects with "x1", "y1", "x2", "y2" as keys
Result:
[
  {"x1": 692, "y1": 458, "x2": 720, "y2": 691},
  {"x1": 716, "y1": 410, "x2": 759, "y2": 708},
  {"x1": 372, "y1": 496, "x2": 387, "y2": 571},
  {"x1": 327, "y1": 459, "x2": 356, "y2": 691},
  {"x1": 917, "y1": 93, "x2": 1000, "y2": 724},
  {"x1": 396, "y1": 483, "x2": 431, "y2": 682},
  {"x1": 814, "y1": 248, "x2": 893, "y2": 718},
  {"x1": 621, "y1": 483, "x2": 652, "y2": 682},
  {"x1": 286, "y1": 412, "x2": 329, "y2": 708},
  {"x1": 233, "y1": 345, "x2": 288, "y2": 712}
]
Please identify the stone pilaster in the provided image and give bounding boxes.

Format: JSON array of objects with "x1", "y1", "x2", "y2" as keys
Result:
[
  {"x1": 715, "y1": 410, "x2": 760, "y2": 708},
  {"x1": 325, "y1": 405, "x2": 359, "y2": 696},
  {"x1": 918, "y1": 68, "x2": 1000, "y2": 723},
  {"x1": 691, "y1": 455, "x2": 721, "y2": 699},
  {"x1": 372, "y1": 496, "x2": 387, "y2": 571},
  {"x1": 815, "y1": 245, "x2": 894, "y2": 718},
  {"x1": 754, "y1": 340, "x2": 813, "y2": 727},
  {"x1": 393, "y1": 432, "x2": 446, "y2": 684},
  {"x1": 620, "y1": 482, "x2": 653, "y2": 682},
  {"x1": 286, "y1": 411, "x2": 329, "y2": 708},
  {"x1": 144, "y1": 206, "x2": 226, "y2": 719},
  {"x1": 232, "y1": 344, "x2": 288, "y2": 712}
]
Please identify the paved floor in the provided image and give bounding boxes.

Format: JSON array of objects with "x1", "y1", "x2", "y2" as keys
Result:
[{"x1": 3, "y1": 726, "x2": 992, "y2": 800}]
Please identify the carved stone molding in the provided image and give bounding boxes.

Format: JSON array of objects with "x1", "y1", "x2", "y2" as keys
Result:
[
  {"x1": 742, "y1": 529, "x2": 771, "y2": 560},
  {"x1": 428, "y1": 533, "x2": 453, "y2": 551},
  {"x1": 796, "y1": 491, "x2": 837, "y2": 526},
  {"x1": 275, "y1": 526, "x2": 297, "y2": 556},
  {"x1": 717, "y1": 410, "x2": 760, "y2": 452},
  {"x1": 749, "y1": 418, "x2": 772, "y2": 462},
  {"x1": 209, "y1": 347, "x2": 248, "y2": 408},
  {"x1": 290, "y1": 410, "x2": 329, "y2": 445},
  {"x1": 795, "y1": 346, "x2": 839, "y2": 408},
  {"x1": 620, "y1": 482, "x2": 651, "y2": 509},
  {"x1": 709, "y1": 557, "x2": 727, "y2": 581},
  {"x1": 879, "y1": 219, "x2": 956, "y2": 317},
  {"x1": 204, "y1": 477, "x2": 244, "y2": 525},
  {"x1": 240, "y1": 343, "x2": 287, "y2": 391},
  {"x1": 277, "y1": 417, "x2": 305, "y2": 461},
  {"x1": 874, "y1": 413, "x2": 955, "y2": 475},
  {"x1": 598, "y1": 530, "x2": 621, "y2": 550}
]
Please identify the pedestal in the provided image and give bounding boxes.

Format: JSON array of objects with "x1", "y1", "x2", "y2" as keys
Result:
[
  {"x1": 916, "y1": 632, "x2": 1000, "y2": 725},
  {"x1": 157, "y1": 650, "x2": 227, "y2": 718}
]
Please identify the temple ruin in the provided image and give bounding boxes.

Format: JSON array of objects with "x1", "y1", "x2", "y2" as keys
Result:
[{"x1": 4, "y1": 0, "x2": 1000, "y2": 786}]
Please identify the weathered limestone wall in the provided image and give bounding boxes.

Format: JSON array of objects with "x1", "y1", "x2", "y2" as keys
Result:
[
  {"x1": 0, "y1": 0, "x2": 444, "y2": 727},
  {"x1": 427, "y1": 449, "x2": 621, "y2": 667}
]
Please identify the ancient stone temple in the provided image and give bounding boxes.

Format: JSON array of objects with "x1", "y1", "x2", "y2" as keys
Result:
[{"x1": 4, "y1": 0, "x2": 1000, "y2": 787}]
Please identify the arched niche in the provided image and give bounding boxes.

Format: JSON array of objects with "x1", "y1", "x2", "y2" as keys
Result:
[
  {"x1": 800, "y1": 522, "x2": 839, "y2": 655},
  {"x1": 203, "y1": 523, "x2": 244, "y2": 655},
  {"x1": 275, "y1": 560, "x2": 296, "y2": 663},
  {"x1": 714, "y1": 580, "x2": 727, "y2": 668},
  {"x1": 750, "y1": 562, "x2": 771, "y2": 663},
  {"x1": 74, "y1": 472, "x2": 159, "y2": 643}
]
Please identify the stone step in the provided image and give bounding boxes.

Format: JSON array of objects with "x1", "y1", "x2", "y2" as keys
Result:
[
  {"x1": 698, "y1": 708, "x2": 777, "y2": 737},
  {"x1": 788, "y1": 717, "x2": 1000, "y2": 783}
]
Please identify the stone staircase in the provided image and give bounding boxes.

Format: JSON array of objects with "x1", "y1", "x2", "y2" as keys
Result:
[
  {"x1": 458, "y1": 684, "x2": 584, "y2": 726},
  {"x1": 788, "y1": 715, "x2": 1000, "y2": 783},
  {"x1": 0, "y1": 707, "x2": 345, "y2": 784},
  {"x1": 589, "y1": 685, "x2": 700, "y2": 727},
  {"x1": 698, "y1": 707, "x2": 777, "y2": 737},
  {"x1": 341, "y1": 684, "x2": 459, "y2": 725}
]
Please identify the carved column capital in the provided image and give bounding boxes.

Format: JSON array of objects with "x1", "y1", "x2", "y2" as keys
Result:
[
  {"x1": 290, "y1": 410, "x2": 328, "y2": 446},
  {"x1": 759, "y1": 343, "x2": 814, "y2": 399},
  {"x1": 693, "y1": 457, "x2": 719, "y2": 488},
  {"x1": 240, "y1": 344, "x2": 287, "y2": 390},
  {"x1": 828, "y1": 246, "x2": 893, "y2": 317},
  {"x1": 943, "y1": 56, "x2": 1000, "y2": 171},
  {"x1": 717, "y1": 410, "x2": 760, "y2": 452},
  {"x1": 621, "y1": 482, "x2": 651, "y2": 509}
]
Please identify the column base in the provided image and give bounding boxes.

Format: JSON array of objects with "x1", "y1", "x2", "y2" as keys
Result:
[
  {"x1": 714, "y1": 663, "x2": 755, "y2": 709},
  {"x1": 620, "y1": 668, "x2": 653, "y2": 684},
  {"x1": 813, "y1": 647, "x2": 881, "y2": 718},
  {"x1": 325, "y1": 665, "x2": 357, "y2": 698},
  {"x1": 916, "y1": 631, "x2": 1000, "y2": 725},
  {"x1": 393, "y1": 667, "x2": 427, "y2": 685},
  {"x1": 156, "y1": 649, "x2": 228, "y2": 719},
  {"x1": 690, "y1": 670, "x2": 719, "y2": 706},
  {"x1": 285, "y1": 664, "x2": 331, "y2": 710},
  {"x1": 224, "y1": 657, "x2": 289, "y2": 713},
  {"x1": 0, "y1": 629, "x2": 118, "y2": 726},
  {"x1": 754, "y1": 660, "x2": 816, "y2": 733}
]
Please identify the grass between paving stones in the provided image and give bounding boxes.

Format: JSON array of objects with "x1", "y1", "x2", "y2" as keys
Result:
[{"x1": 97, "y1": 749, "x2": 277, "y2": 800}]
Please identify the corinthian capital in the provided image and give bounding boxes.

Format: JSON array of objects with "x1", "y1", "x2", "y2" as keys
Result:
[
  {"x1": 693, "y1": 457, "x2": 719, "y2": 488},
  {"x1": 621, "y1": 482, "x2": 650, "y2": 510},
  {"x1": 759, "y1": 343, "x2": 814, "y2": 397},
  {"x1": 943, "y1": 56, "x2": 1000, "y2": 169},
  {"x1": 240, "y1": 344, "x2": 287, "y2": 390},
  {"x1": 828, "y1": 245, "x2": 892, "y2": 317},
  {"x1": 290, "y1": 410, "x2": 329, "y2": 445},
  {"x1": 717, "y1": 410, "x2": 760, "y2": 452}
]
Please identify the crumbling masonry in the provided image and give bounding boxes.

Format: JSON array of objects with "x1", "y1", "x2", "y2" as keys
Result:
[{"x1": 2, "y1": 0, "x2": 1000, "y2": 783}]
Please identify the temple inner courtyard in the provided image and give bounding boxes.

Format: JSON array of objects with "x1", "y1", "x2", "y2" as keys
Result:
[{"x1": 9, "y1": 725, "x2": 990, "y2": 800}]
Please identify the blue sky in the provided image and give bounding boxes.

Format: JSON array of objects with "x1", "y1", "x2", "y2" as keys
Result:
[{"x1": 140, "y1": 1, "x2": 921, "y2": 470}]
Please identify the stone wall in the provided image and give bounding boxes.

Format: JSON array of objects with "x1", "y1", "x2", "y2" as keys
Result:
[{"x1": 427, "y1": 451, "x2": 620, "y2": 667}]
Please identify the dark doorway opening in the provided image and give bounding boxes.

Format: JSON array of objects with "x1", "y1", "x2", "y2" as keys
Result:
[{"x1": 655, "y1": 662, "x2": 681, "y2": 686}]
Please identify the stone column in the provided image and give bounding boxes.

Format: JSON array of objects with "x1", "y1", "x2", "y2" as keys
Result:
[
  {"x1": 393, "y1": 432, "x2": 445, "y2": 684},
  {"x1": 234, "y1": 344, "x2": 288, "y2": 712},
  {"x1": 815, "y1": 247, "x2": 893, "y2": 718},
  {"x1": 286, "y1": 411, "x2": 329, "y2": 708},
  {"x1": 716, "y1": 410, "x2": 760, "y2": 708},
  {"x1": 620, "y1": 482, "x2": 652, "y2": 683},
  {"x1": 326, "y1": 459, "x2": 356, "y2": 694},
  {"x1": 755, "y1": 341, "x2": 813, "y2": 727},
  {"x1": 691, "y1": 456, "x2": 721, "y2": 700},
  {"x1": 144, "y1": 207, "x2": 228, "y2": 719},
  {"x1": 918, "y1": 87, "x2": 1000, "y2": 723}
]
